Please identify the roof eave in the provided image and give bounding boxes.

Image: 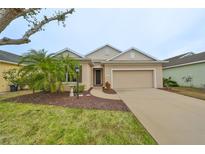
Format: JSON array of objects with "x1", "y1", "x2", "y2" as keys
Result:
[
  {"x1": 102, "y1": 60, "x2": 168, "y2": 64},
  {"x1": 163, "y1": 60, "x2": 205, "y2": 69},
  {"x1": 0, "y1": 60, "x2": 24, "y2": 66}
]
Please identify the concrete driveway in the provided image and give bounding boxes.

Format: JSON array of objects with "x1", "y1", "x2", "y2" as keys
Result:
[{"x1": 116, "y1": 88, "x2": 205, "y2": 144}]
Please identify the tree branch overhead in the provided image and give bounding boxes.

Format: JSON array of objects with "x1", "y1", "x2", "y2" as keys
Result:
[{"x1": 0, "y1": 8, "x2": 74, "y2": 46}]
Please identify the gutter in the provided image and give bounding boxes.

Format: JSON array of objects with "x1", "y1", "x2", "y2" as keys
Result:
[
  {"x1": 102, "y1": 60, "x2": 168, "y2": 64},
  {"x1": 0, "y1": 60, "x2": 24, "y2": 66}
]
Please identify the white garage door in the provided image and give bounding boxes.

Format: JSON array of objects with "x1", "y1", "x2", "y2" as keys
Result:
[{"x1": 113, "y1": 70, "x2": 154, "y2": 89}]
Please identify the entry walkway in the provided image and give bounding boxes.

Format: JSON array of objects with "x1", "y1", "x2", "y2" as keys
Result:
[{"x1": 90, "y1": 87, "x2": 120, "y2": 100}]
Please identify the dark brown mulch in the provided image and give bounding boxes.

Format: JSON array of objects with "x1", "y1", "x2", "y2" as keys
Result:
[
  {"x1": 103, "y1": 88, "x2": 117, "y2": 94},
  {"x1": 3, "y1": 90, "x2": 129, "y2": 112}
]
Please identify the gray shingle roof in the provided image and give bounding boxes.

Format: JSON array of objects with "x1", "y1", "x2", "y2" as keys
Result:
[
  {"x1": 163, "y1": 51, "x2": 205, "y2": 67},
  {"x1": 0, "y1": 50, "x2": 21, "y2": 63}
]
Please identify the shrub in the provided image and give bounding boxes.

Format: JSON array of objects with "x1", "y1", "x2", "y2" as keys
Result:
[
  {"x1": 163, "y1": 77, "x2": 179, "y2": 88},
  {"x1": 3, "y1": 69, "x2": 19, "y2": 85},
  {"x1": 182, "y1": 75, "x2": 193, "y2": 87},
  {"x1": 3, "y1": 68, "x2": 26, "y2": 90},
  {"x1": 73, "y1": 85, "x2": 85, "y2": 93}
]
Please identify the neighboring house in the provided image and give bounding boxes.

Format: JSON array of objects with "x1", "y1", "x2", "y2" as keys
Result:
[
  {"x1": 163, "y1": 52, "x2": 205, "y2": 88},
  {"x1": 55, "y1": 44, "x2": 165, "y2": 90},
  {"x1": 0, "y1": 50, "x2": 21, "y2": 92}
]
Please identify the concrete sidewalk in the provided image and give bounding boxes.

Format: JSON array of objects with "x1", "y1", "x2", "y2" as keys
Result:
[
  {"x1": 117, "y1": 88, "x2": 205, "y2": 144},
  {"x1": 90, "y1": 88, "x2": 120, "y2": 100}
]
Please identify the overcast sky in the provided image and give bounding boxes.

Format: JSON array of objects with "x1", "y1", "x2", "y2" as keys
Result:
[{"x1": 1, "y1": 8, "x2": 205, "y2": 60}]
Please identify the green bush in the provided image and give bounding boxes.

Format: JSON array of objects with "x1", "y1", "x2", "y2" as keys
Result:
[
  {"x1": 3, "y1": 68, "x2": 27, "y2": 90},
  {"x1": 73, "y1": 85, "x2": 85, "y2": 93},
  {"x1": 3, "y1": 68, "x2": 19, "y2": 85},
  {"x1": 163, "y1": 77, "x2": 179, "y2": 88}
]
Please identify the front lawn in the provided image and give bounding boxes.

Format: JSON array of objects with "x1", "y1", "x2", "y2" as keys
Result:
[
  {"x1": 0, "y1": 91, "x2": 156, "y2": 145},
  {"x1": 0, "y1": 102, "x2": 156, "y2": 144},
  {"x1": 164, "y1": 87, "x2": 205, "y2": 100}
]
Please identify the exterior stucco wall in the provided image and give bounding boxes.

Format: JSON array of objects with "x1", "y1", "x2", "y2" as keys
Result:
[
  {"x1": 0, "y1": 62, "x2": 20, "y2": 92},
  {"x1": 113, "y1": 49, "x2": 153, "y2": 61},
  {"x1": 81, "y1": 62, "x2": 92, "y2": 90},
  {"x1": 163, "y1": 62, "x2": 205, "y2": 88},
  {"x1": 86, "y1": 46, "x2": 120, "y2": 60},
  {"x1": 104, "y1": 63, "x2": 163, "y2": 88}
]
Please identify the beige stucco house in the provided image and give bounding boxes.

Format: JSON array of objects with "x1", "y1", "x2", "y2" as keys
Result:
[{"x1": 55, "y1": 44, "x2": 166, "y2": 90}]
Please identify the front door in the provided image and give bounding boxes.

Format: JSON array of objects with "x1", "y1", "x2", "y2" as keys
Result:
[{"x1": 96, "y1": 70, "x2": 101, "y2": 85}]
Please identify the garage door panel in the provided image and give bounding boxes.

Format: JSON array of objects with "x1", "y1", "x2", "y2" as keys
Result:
[{"x1": 113, "y1": 70, "x2": 153, "y2": 89}]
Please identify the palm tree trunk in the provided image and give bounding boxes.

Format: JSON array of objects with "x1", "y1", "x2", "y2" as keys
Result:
[{"x1": 66, "y1": 72, "x2": 68, "y2": 82}]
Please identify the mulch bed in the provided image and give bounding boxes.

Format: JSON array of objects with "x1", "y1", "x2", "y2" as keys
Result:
[
  {"x1": 3, "y1": 89, "x2": 129, "y2": 112},
  {"x1": 103, "y1": 88, "x2": 117, "y2": 94}
]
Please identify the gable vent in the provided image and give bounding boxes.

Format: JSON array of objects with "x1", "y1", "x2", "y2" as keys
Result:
[{"x1": 130, "y1": 52, "x2": 135, "y2": 58}]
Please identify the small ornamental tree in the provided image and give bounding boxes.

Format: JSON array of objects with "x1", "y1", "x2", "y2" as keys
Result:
[{"x1": 3, "y1": 68, "x2": 18, "y2": 85}]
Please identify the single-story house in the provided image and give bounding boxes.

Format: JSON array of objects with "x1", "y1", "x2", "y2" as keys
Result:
[
  {"x1": 55, "y1": 44, "x2": 166, "y2": 90},
  {"x1": 0, "y1": 50, "x2": 21, "y2": 92},
  {"x1": 163, "y1": 52, "x2": 205, "y2": 88},
  {"x1": 0, "y1": 44, "x2": 166, "y2": 92}
]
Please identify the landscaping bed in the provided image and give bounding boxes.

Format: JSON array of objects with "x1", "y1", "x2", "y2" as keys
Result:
[{"x1": 3, "y1": 90, "x2": 129, "y2": 112}]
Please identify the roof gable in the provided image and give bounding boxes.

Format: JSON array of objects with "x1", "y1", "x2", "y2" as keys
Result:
[
  {"x1": 54, "y1": 48, "x2": 83, "y2": 59},
  {"x1": 108, "y1": 48, "x2": 158, "y2": 61},
  {"x1": 85, "y1": 44, "x2": 121, "y2": 60}
]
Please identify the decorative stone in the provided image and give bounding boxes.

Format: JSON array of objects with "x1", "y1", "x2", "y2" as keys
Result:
[{"x1": 70, "y1": 87, "x2": 74, "y2": 97}]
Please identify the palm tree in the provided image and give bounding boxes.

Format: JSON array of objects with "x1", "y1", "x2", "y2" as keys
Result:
[
  {"x1": 19, "y1": 49, "x2": 79, "y2": 93},
  {"x1": 57, "y1": 54, "x2": 79, "y2": 82},
  {"x1": 19, "y1": 49, "x2": 62, "y2": 92}
]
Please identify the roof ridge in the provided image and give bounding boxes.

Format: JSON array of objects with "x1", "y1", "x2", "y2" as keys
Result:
[
  {"x1": 85, "y1": 44, "x2": 122, "y2": 57},
  {"x1": 163, "y1": 51, "x2": 205, "y2": 68},
  {"x1": 53, "y1": 47, "x2": 84, "y2": 58},
  {"x1": 164, "y1": 52, "x2": 192, "y2": 60}
]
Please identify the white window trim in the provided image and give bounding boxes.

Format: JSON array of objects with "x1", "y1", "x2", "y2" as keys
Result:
[{"x1": 110, "y1": 68, "x2": 157, "y2": 88}]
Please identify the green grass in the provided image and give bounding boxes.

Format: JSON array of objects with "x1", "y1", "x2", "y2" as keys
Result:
[
  {"x1": 0, "y1": 90, "x2": 156, "y2": 145},
  {"x1": 0, "y1": 102, "x2": 156, "y2": 144}
]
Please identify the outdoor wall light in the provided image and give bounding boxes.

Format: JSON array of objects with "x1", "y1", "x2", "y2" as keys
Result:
[{"x1": 75, "y1": 65, "x2": 80, "y2": 99}]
